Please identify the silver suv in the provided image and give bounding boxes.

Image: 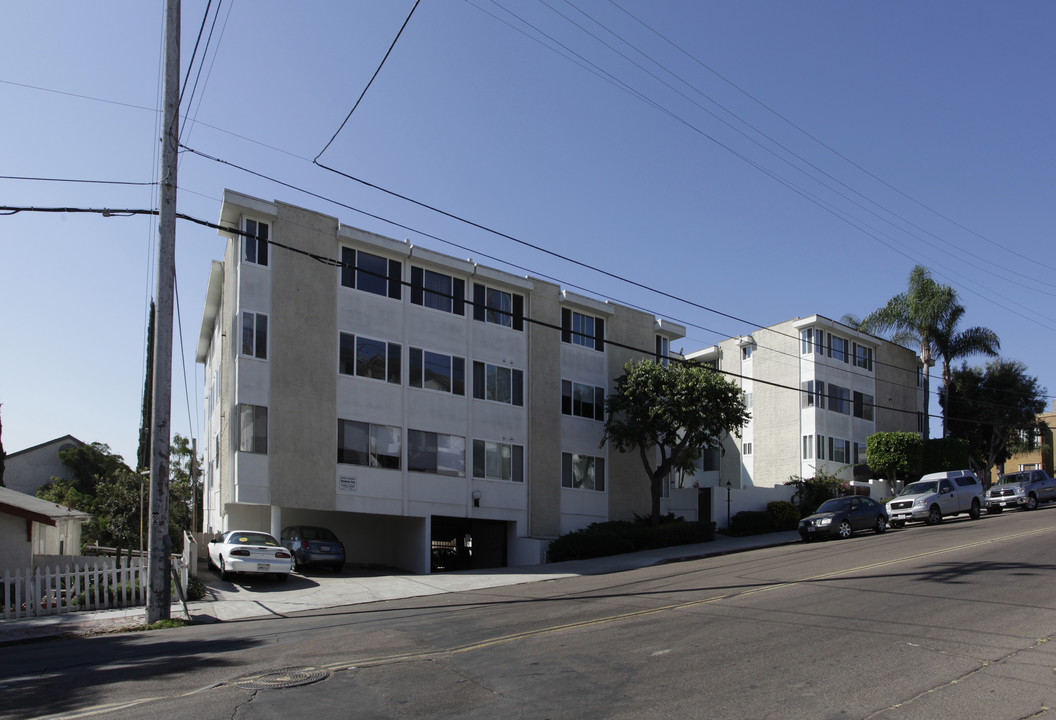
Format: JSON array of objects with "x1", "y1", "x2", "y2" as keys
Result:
[
  {"x1": 984, "y1": 469, "x2": 1056, "y2": 512},
  {"x1": 886, "y1": 470, "x2": 983, "y2": 527}
]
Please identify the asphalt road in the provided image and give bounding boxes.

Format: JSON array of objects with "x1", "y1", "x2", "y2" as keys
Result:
[{"x1": 4, "y1": 507, "x2": 1056, "y2": 720}]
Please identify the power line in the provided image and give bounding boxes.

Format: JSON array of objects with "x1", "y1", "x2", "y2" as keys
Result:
[{"x1": 314, "y1": 0, "x2": 423, "y2": 162}]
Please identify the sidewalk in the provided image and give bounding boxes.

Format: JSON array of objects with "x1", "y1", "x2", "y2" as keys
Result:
[{"x1": 0, "y1": 531, "x2": 801, "y2": 644}]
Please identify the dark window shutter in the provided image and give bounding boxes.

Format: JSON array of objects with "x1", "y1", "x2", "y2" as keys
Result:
[
  {"x1": 595, "y1": 387, "x2": 605, "y2": 420},
  {"x1": 561, "y1": 380, "x2": 572, "y2": 415},
  {"x1": 512, "y1": 445, "x2": 524, "y2": 482},
  {"x1": 453, "y1": 357, "x2": 465, "y2": 396},
  {"x1": 561, "y1": 453, "x2": 572, "y2": 488},
  {"x1": 453, "y1": 278, "x2": 465, "y2": 316},
  {"x1": 409, "y1": 347, "x2": 423, "y2": 388},
  {"x1": 473, "y1": 440, "x2": 485, "y2": 479},
  {"x1": 387, "y1": 343, "x2": 401, "y2": 384},
  {"x1": 473, "y1": 284, "x2": 486, "y2": 322},
  {"x1": 512, "y1": 369, "x2": 523, "y2": 406},
  {"x1": 473, "y1": 362, "x2": 485, "y2": 399},
  {"x1": 411, "y1": 266, "x2": 423, "y2": 306},
  {"x1": 513, "y1": 294, "x2": 524, "y2": 331},
  {"x1": 561, "y1": 308, "x2": 571, "y2": 343},
  {"x1": 388, "y1": 259, "x2": 402, "y2": 300},
  {"x1": 341, "y1": 247, "x2": 355, "y2": 288},
  {"x1": 595, "y1": 318, "x2": 605, "y2": 352}
]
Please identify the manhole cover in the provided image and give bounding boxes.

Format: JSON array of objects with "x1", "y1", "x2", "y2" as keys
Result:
[{"x1": 233, "y1": 667, "x2": 331, "y2": 690}]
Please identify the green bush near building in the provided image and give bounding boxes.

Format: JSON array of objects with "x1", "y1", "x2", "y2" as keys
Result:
[{"x1": 548, "y1": 515, "x2": 716, "y2": 563}]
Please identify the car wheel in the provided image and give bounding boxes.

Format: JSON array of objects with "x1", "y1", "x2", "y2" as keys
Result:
[
  {"x1": 219, "y1": 556, "x2": 231, "y2": 582},
  {"x1": 275, "y1": 573, "x2": 288, "y2": 583},
  {"x1": 291, "y1": 555, "x2": 300, "y2": 574},
  {"x1": 837, "y1": 520, "x2": 853, "y2": 539},
  {"x1": 891, "y1": 520, "x2": 905, "y2": 528},
  {"x1": 969, "y1": 499, "x2": 981, "y2": 520},
  {"x1": 874, "y1": 516, "x2": 887, "y2": 534},
  {"x1": 925, "y1": 505, "x2": 942, "y2": 525},
  {"x1": 1025, "y1": 495, "x2": 1038, "y2": 511}
]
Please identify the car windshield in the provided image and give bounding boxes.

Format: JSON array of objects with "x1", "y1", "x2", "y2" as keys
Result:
[
  {"x1": 997, "y1": 473, "x2": 1028, "y2": 485},
  {"x1": 900, "y1": 481, "x2": 937, "y2": 496},
  {"x1": 228, "y1": 532, "x2": 278, "y2": 546},
  {"x1": 816, "y1": 498, "x2": 849, "y2": 513}
]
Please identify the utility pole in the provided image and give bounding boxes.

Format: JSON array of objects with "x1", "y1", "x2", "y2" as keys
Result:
[{"x1": 147, "y1": 0, "x2": 180, "y2": 624}]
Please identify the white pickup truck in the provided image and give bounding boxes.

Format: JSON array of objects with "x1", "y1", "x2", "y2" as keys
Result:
[
  {"x1": 886, "y1": 470, "x2": 983, "y2": 527},
  {"x1": 984, "y1": 469, "x2": 1056, "y2": 512}
]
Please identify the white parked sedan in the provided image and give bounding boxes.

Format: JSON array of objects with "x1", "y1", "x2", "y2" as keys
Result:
[{"x1": 207, "y1": 530, "x2": 293, "y2": 582}]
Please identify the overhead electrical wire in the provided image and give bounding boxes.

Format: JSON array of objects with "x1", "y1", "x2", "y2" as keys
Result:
[
  {"x1": 604, "y1": 0, "x2": 1056, "y2": 277},
  {"x1": 1, "y1": 201, "x2": 1044, "y2": 420}
]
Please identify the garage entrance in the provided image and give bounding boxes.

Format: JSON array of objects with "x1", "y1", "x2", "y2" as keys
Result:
[{"x1": 430, "y1": 516, "x2": 508, "y2": 572}]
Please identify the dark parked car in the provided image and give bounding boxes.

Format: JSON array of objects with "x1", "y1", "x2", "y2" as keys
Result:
[
  {"x1": 281, "y1": 526, "x2": 346, "y2": 572},
  {"x1": 799, "y1": 496, "x2": 888, "y2": 541}
]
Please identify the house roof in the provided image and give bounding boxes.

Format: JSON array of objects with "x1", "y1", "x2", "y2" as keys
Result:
[
  {"x1": 0, "y1": 486, "x2": 91, "y2": 527},
  {"x1": 4, "y1": 434, "x2": 86, "y2": 460}
]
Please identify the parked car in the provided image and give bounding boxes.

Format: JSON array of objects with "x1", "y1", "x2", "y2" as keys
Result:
[
  {"x1": 799, "y1": 496, "x2": 888, "y2": 541},
  {"x1": 281, "y1": 525, "x2": 346, "y2": 573},
  {"x1": 207, "y1": 530, "x2": 293, "y2": 582},
  {"x1": 985, "y1": 469, "x2": 1056, "y2": 512},
  {"x1": 886, "y1": 470, "x2": 983, "y2": 527}
]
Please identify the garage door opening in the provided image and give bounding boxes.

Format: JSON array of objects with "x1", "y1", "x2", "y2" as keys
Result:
[{"x1": 431, "y1": 516, "x2": 508, "y2": 572}]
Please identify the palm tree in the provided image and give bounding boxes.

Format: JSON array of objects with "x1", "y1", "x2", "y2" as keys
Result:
[
  {"x1": 861, "y1": 266, "x2": 958, "y2": 441},
  {"x1": 933, "y1": 303, "x2": 999, "y2": 436}
]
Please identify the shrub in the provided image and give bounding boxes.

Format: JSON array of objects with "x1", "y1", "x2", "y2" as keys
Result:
[
  {"x1": 728, "y1": 510, "x2": 772, "y2": 536},
  {"x1": 548, "y1": 516, "x2": 715, "y2": 563},
  {"x1": 186, "y1": 574, "x2": 206, "y2": 601},
  {"x1": 786, "y1": 471, "x2": 846, "y2": 516},
  {"x1": 766, "y1": 501, "x2": 800, "y2": 531}
]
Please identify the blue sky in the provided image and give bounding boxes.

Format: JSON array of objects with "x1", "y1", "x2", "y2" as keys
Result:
[{"x1": 2, "y1": 1, "x2": 1053, "y2": 466}]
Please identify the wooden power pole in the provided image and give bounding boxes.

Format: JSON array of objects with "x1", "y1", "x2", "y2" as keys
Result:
[{"x1": 147, "y1": 0, "x2": 180, "y2": 624}]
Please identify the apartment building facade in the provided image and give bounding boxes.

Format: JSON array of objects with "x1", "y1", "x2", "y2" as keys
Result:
[
  {"x1": 685, "y1": 316, "x2": 925, "y2": 496},
  {"x1": 196, "y1": 191, "x2": 686, "y2": 573}
]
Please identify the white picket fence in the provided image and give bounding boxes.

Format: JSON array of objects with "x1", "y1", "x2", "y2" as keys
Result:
[{"x1": 2, "y1": 557, "x2": 149, "y2": 620}]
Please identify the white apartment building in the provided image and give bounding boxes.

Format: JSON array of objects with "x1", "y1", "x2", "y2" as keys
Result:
[
  {"x1": 196, "y1": 191, "x2": 686, "y2": 573},
  {"x1": 685, "y1": 316, "x2": 925, "y2": 500}
]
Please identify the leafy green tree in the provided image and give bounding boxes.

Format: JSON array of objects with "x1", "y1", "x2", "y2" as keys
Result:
[
  {"x1": 137, "y1": 300, "x2": 155, "y2": 472},
  {"x1": 941, "y1": 360, "x2": 1047, "y2": 484},
  {"x1": 785, "y1": 470, "x2": 847, "y2": 516},
  {"x1": 603, "y1": 359, "x2": 750, "y2": 527},
  {"x1": 866, "y1": 432, "x2": 923, "y2": 483},
  {"x1": 168, "y1": 434, "x2": 203, "y2": 548},
  {"x1": 861, "y1": 266, "x2": 958, "y2": 440},
  {"x1": 933, "y1": 303, "x2": 999, "y2": 436}
]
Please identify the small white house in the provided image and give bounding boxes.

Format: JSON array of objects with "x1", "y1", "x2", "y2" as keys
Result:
[{"x1": 0, "y1": 486, "x2": 90, "y2": 571}]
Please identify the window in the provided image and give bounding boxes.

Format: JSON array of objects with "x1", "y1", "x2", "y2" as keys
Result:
[
  {"x1": 829, "y1": 335, "x2": 849, "y2": 363},
  {"x1": 408, "y1": 430, "x2": 465, "y2": 476},
  {"x1": 741, "y1": 345, "x2": 753, "y2": 361},
  {"x1": 562, "y1": 380, "x2": 605, "y2": 421},
  {"x1": 853, "y1": 392, "x2": 874, "y2": 421},
  {"x1": 742, "y1": 442, "x2": 753, "y2": 456},
  {"x1": 241, "y1": 312, "x2": 268, "y2": 359},
  {"x1": 828, "y1": 384, "x2": 851, "y2": 415},
  {"x1": 339, "y1": 333, "x2": 401, "y2": 384},
  {"x1": 473, "y1": 362, "x2": 524, "y2": 406},
  {"x1": 338, "y1": 420, "x2": 401, "y2": 469},
  {"x1": 340, "y1": 247, "x2": 401, "y2": 299},
  {"x1": 829, "y1": 437, "x2": 851, "y2": 463},
  {"x1": 803, "y1": 380, "x2": 825, "y2": 409},
  {"x1": 917, "y1": 366, "x2": 925, "y2": 388},
  {"x1": 853, "y1": 343, "x2": 873, "y2": 371},
  {"x1": 697, "y1": 447, "x2": 720, "y2": 472},
  {"x1": 238, "y1": 404, "x2": 268, "y2": 454},
  {"x1": 411, "y1": 267, "x2": 465, "y2": 315},
  {"x1": 562, "y1": 308, "x2": 604, "y2": 351},
  {"x1": 410, "y1": 348, "x2": 465, "y2": 395},
  {"x1": 802, "y1": 435, "x2": 813, "y2": 460},
  {"x1": 656, "y1": 336, "x2": 670, "y2": 366},
  {"x1": 854, "y1": 442, "x2": 867, "y2": 464},
  {"x1": 801, "y1": 328, "x2": 821, "y2": 355},
  {"x1": 561, "y1": 452, "x2": 605, "y2": 491},
  {"x1": 472, "y1": 284, "x2": 524, "y2": 330},
  {"x1": 242, "y1": 219, "x2": 269, "y2": 266},
  {"x1": 472, "y1": 440, "x2": 524, "y2": 482},
  {"x1": 817, "y1": 434, "x2": 826, "y2": 461}
]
